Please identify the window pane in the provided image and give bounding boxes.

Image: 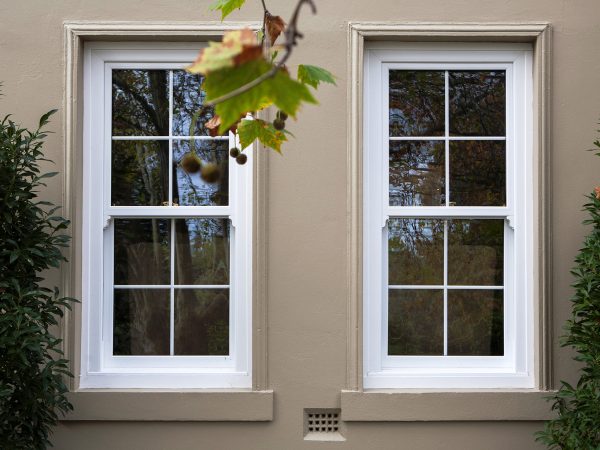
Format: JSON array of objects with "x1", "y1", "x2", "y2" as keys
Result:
[
  {"x1": 447, "y1": 289, "x2": 504, "y2": 356},
  {"x1": 173, "y1": 140, "x2": 228, "y2": 206},
  {"x1": 448, "y1": 219, "x2": 504, "y2": 286},
  {"x1": 111, "y1": 140, "x2": 169, "y2": 206},
  {"x1": 174, "y1": 289, "x2": 229, "y2": 355},
  {"x1": 388, "y1": 218, "x2": 444, "y2": 285},
  {"x1": 112, "y1": 69, "x2": 169, "y2": 136},
  {"x1": 113, "y1": 288, "x2": 170, "y2": 355},
  {"x1": 172, "y1": 70, "x2": 225, "y2": 136},
  {"x1": 388, "y1": 289, "x2": 444, "y2": 355},
  {"x1": 389, "y1": 70, "x2": 445, "y2": 137},
  {"x1": 389, "y1": 141, "x2": 445, "y2": 206},
  {"x1": 449, "y1": 140, "x2": 505, "y2": 206},
  {"x1": 174, "y1": 218, "x2": 230, "y2": 285},
  {"x1": 114, "y1": 219, "x2": 170, "y2": 285},
  {"x1": 449, "y1": 70, "x2": 506, "y2": 137}
]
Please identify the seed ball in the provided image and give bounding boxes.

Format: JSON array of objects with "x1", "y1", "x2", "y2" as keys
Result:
[
  {"x1": 273, "y1": 118, "x2": 285, "y2": 131},
  {"x1": 277, "y1": 110, "x2": 288, "y2": 121},
  {"x1": 236, "y1": 153, "x2": 248, "y2": 165},
  {"x1": 200, "y1": 162, "x2": 221, "y2": 183},
  {"x1": 181, "y1": 152, "x2": 202, "y2": 174},
  {"x1": 229, "y1": 147, "x2": 241, "y2": 158}
]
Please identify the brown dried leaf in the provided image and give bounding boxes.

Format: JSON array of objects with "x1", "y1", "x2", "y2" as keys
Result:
[
  {"x1": 205, "y1": 115, "x2": 221, "y2": 137},
  {"x1": 265, "y1": 14, "x2": 286, "y2": 45}
]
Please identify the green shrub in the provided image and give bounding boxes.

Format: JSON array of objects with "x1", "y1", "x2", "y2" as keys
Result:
[
  {"x1": 0, "y1": 110, "x2": 76, "y2": 449},
  {"x1": 537, "y1": 140, "x2": 600, "y2": 449}
]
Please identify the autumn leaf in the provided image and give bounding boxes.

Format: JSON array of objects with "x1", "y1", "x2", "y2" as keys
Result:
[
  {"x1": 297, "y1": 64, "x2": 336, "y2": 89},
  {"x1": 238, "y1": 118, "x2": 287, "y2": 153},
  {"x1": 203, "y1": 59, "x2": 317, "y2": 132},
  {"x1": 205, "y1": 116, "x2": 221, "y2": 137},
  {"x1": 209, "y1": 0, "x2": 246, "y2": 20},
  {"x1": 265, "y1": 14, "x2": 286, "y2": 45},
  {"x1": 187, "y1": 28, "x2": 261, "y2": 75}
]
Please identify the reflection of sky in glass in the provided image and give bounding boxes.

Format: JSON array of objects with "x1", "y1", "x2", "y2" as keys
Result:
[
  {"x1": 175, "y1": 218, "x2": 229, "y2": 285},
  {"x1": 173, "y1": 140, "x2": 228, "y2": 206},
  {"x1": 172, "y1": 70, "x2": 223, "y2": 137}
]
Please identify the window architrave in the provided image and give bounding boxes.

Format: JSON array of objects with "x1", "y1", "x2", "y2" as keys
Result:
[{"x1": 345, "y1": 23, "x2": 552, "y2": 408}]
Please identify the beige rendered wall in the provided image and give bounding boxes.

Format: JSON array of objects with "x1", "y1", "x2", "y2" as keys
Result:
[{"x1": 1, "y1": 0, "x2": 599, "y2": 448}]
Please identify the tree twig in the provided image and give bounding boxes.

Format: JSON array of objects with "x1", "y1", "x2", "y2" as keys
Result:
[{"x1": 205, "y1": 0, "x2": 317, "y2": 107}]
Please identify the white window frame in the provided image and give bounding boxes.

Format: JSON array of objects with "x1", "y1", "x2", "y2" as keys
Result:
[
  {"x1": 80, "y1": 42, "x2": 252, "y2": 389},
  {"x1": 363, "y1": 43, "x2": 534, "y2": 389}
]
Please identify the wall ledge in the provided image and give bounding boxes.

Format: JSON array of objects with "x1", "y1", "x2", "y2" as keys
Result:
[
  {"x1": 341, "y1": 389, "x2": 556, "y2": 421},
  {"x1": 62, "y1": 389, "x2": 274, "y2": 421}
]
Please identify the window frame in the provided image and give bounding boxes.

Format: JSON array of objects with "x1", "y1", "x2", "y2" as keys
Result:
[
  {"x1": 80, "y1": 42, "x2": 253, "y2": 389},
  {"x1": 363, "y1": 43, "x2": 534, "y2": 389}
]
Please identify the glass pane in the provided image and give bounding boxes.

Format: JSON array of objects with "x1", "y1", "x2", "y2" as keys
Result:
[
  {"x1": 388, "y1": 289, "x2": 444, "y2": 355},
  {"x1": 449, "y1": 141, "x2": 505, "y2": 206},
  {"x1": 114, "y1": 219, "x2": 170, "y2": 285},
  {"x1": 449, "y1": 70, "x2": 506, "y2": 137},
  {"x1": 112, "y1": 69, "x2": 169, "y2": 136},
  {"x1": 447, "y1": 289, "x2": 504, "y2": 356},
  {"x1": 448, "y1": 219, "x2": 504, "y2": 286},
  {"x1": 111, "y1": 140, "x2": 169, "y2": 206},
  {"x1": 388, "y1": 218, "x2": 444, "y2": 285},
  {"x1": 389, "y1": 70, "x2": 445, "y2": 137},
  {"x1": 389, "y1": 141, "x2": 445, "y2": 206},
  {"x1": 173, "y1": 140, "x2": 229, "y2": 206},
  {"x1": 174, "y1": 289, "x2": 229, "y2": 355},
  {"x1": 174, "y1": 218, "x2": 230, "y2": 285},
  {"x1": 113, "y1": 288, "x2": 170, "y2": 355},
  {"x1": 172, "y1": 70, "x2": 224, "y2": 136}
]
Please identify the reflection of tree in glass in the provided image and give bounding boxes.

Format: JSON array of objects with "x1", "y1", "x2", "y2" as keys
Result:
[
  {"x1": 448, "y1": 219, "x2": 503, "y2": 286},
  {"x1": 449, "y1": 71, "x2": 505, "y2": 137},
  {"x1": 172, "y1": 71, "x2": 220, "y2": 136},
  {"x1": 388, "y1": 218, "x2": 444, "y2": 285},
  {"x1": 175, "y1": 290, "x2": 229, "y2": 355},
  {"x1": 112, "y1": 70, "x2": 169, "y2": 136},
  {"x1": 175, "y1": 219, "x2": 230, "y2": 285},
  {"x1": 447, "y1": 290, "x2": 503, "y2": 355},
  {"x1": 449, "y1": 140, "x2": 505, "y2": 206},
  {"x1": 111, "y1": 69, "x2": 231, "y2": 355},
  {"x1": 112, "y1": 141, "x2": 167, "y2": 206},
  {"x1": 389, "y1": 141, "x2": 445, "y2": 206},
  {"x1": 174, "y1": 140, "x2": 229, "y2": 206},
  {"x1": 113, "y1": 289, "x2": 170, "y2": 355},
  {"x1": 388, "y1": 289, "x2": 444, "y2": 355},
  {"x1": 389, "y1": 71, "x2": 445, "y2": 137},
  {"x1": 113, "y1": 219, "x2": 171, "y2": 356},
  {"x1": 174, "y1": 219, "x2": 230, "y2": 355},
  {"x1": 114, "y1": 218, "x2": 171, "y2": 285},
  {"x1": 112, "y1": 70, "x2": 171, "y2": 206}
]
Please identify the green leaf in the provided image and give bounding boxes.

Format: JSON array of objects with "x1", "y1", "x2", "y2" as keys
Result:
[
  {"x1": 238, "y1": 119, "x2": 287, "y2": 153},
  {"x1": 297, "y1": 64, "x2": 336, "y2": 89},
  {"x1": 203, "y1": 59, "x2": 317, "y2": 132},
  {"x1": 38, "y1": 109, "x2": 58, "y2": 128},
  {"x1": 209, "y1": 0, "x2": 245, "y2": 20},
  {"x1": 38, "y1": 172, "x2": 58, "y2": 179}
]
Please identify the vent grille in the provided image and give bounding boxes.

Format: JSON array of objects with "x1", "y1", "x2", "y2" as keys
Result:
[
  {"x1": 308, "y1": 412, "x2": 339, "y2": 433},
  {"x1": 304, "y1": 409, "x2": 344, "y2": 441}
]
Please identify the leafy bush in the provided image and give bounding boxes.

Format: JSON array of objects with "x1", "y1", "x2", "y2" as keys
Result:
[
  {"x1": 537, "y1": 140, "x2": 600, "y2": 449},
  {"x1": 0, "y1": 110, "x2": 75, "y2": 449}
]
